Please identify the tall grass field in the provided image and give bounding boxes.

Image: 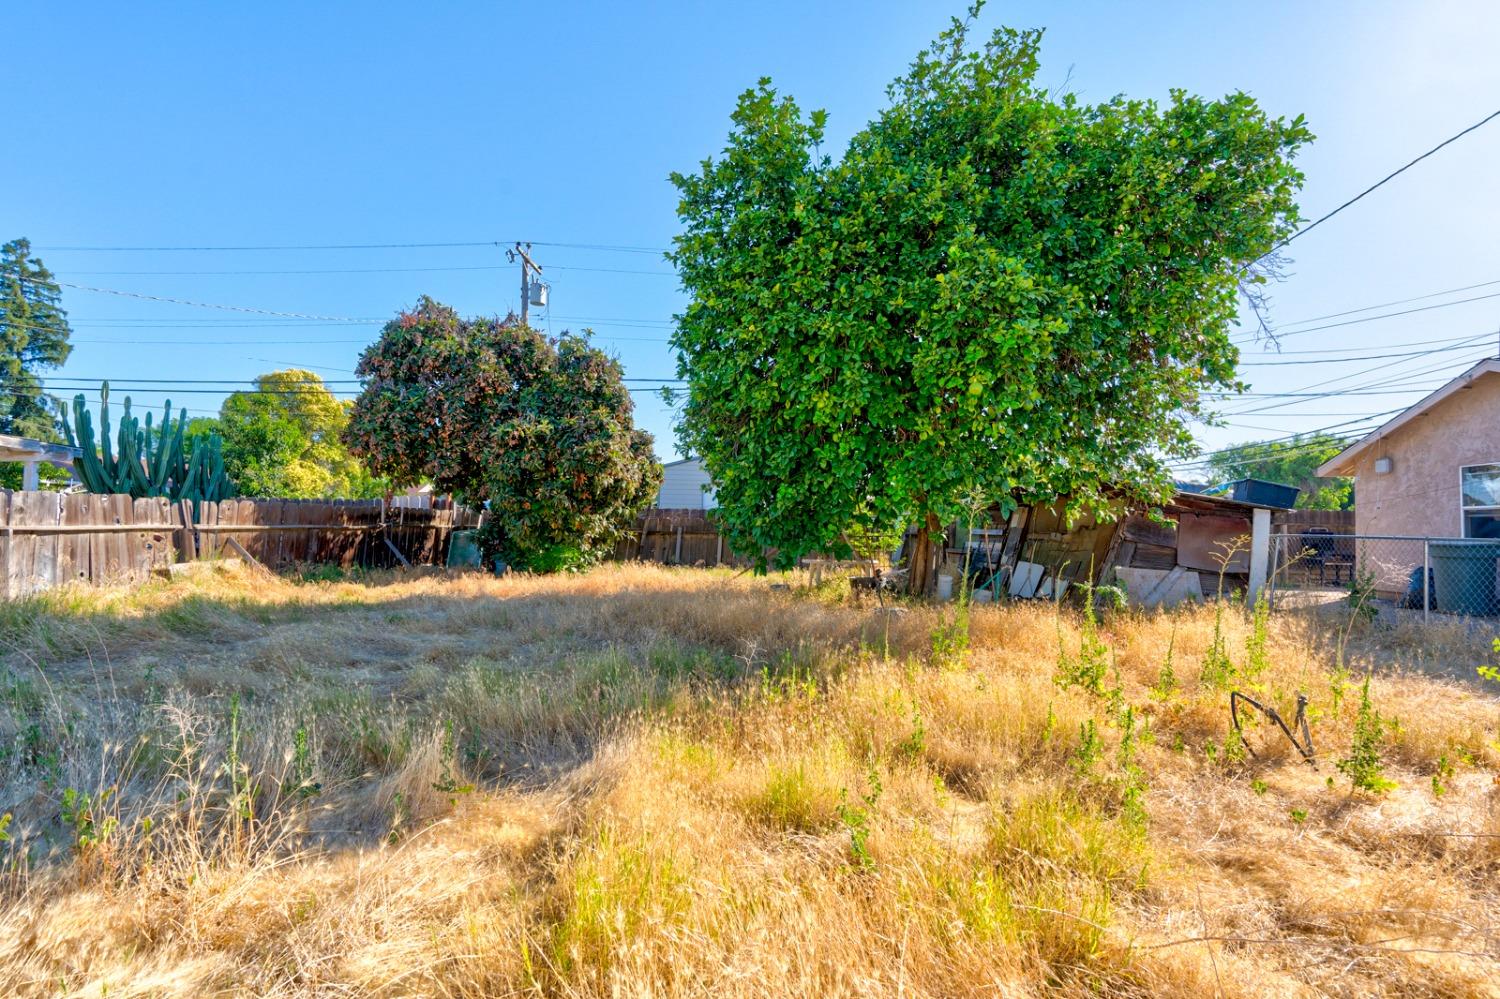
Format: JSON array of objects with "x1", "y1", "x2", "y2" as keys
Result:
[{"x1": 0, "y1": 564, "x2": 1496, "y2": 997}]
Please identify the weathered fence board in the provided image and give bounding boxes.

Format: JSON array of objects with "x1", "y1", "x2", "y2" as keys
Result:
[
  {"x1": 613, "y1": 508, "x2": 753, "y2": 567},
  {"x1": 0, "y1": 491, "x2": 482, "y2": 596}
]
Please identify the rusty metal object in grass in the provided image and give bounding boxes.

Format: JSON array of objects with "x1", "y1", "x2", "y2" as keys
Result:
[{"x1": 1231, "y1": 691, "x2": 1317, "y2": 767}]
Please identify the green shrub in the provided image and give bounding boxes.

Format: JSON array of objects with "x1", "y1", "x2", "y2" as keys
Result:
[{"x1": 1336, "y1": 677, "x2": 1396, "y2": 794}]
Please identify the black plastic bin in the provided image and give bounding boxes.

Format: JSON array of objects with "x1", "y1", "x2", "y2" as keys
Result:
[{"x1": 1225, "y1": 478, "x2": 1301, "y2": 509}]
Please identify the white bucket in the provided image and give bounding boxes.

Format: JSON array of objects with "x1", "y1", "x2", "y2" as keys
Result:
[
  {"x1": 936, "y1": 573, "x2": 955, "y2": 601},
  {"x1": 971, "y1": 588, "x2": 993, "y2": 604}
]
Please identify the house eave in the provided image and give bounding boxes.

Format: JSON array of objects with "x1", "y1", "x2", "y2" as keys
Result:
[{"x1": 1314, "y1": 357, "x2": 1500, "y2": 477}]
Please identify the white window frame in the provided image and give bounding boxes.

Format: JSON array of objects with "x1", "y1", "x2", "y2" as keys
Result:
[{"x1": 1459, "y1": 461, "x2": 1500, "y2": 538}]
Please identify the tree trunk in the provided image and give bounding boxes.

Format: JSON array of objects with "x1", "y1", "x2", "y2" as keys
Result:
[{"x1": 907, "y1": 512, "x2": 943, "y2": 597}]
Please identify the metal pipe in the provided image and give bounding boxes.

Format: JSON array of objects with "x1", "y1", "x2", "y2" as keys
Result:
[{"x1": 1423, "y1": 539, "x2": 1431, "y2": 623}]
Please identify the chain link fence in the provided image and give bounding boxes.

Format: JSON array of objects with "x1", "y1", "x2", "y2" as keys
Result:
[{"x1": 1269, "y1": 532, "x2": 1500, "y2": 619}]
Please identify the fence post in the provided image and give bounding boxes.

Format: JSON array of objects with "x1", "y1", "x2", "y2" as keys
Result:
[
  {"x1": 1266, "y1": 533, "x2": 1278, "y2": 606},
  {"x1": 1247, "y1": 507, "x2": 1270, "y2": 606},
  {"x1": 674, "y1": 525, "x2": 683, "y2": 564},
  {"x1": 1422, "y1": 538, "x2": 1430, "y2": 624}
]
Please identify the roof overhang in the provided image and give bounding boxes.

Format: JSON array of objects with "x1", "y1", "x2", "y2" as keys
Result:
[
  {"x1": 0, "y1": 434, "x2": 81, "y2": 466},
  {"x1": 1315, "y1": 358, "x2": 1500, "y2": 477},
  {"x1": 1167, "y1": 490, "x2": 1277, "y2": 516}
]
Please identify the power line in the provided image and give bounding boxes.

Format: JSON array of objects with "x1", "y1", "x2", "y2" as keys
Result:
[
  {"x1": 74, "y1": 337, "x2": 372, "y2": 345},
  {"x1": 37, "y1": 240, "x2": 499, "y2": 251},
  {"x1": 1251, "y1": 275, "x2": 1500, "y2": 330},
  {"x1": 1234, "y1": 331, "x2": 1489, "y2": 356},
  {"x1": 34, "y1": 238, "x2": 671, "y2": 255},
  {"x1": 1169, "y1": 425, "x2": 1388, "y2": 473},
  {"x1": 37, "y1": 382, "x2": 675, "y2": 397},
  {"x1": 1221, "y1": 332, "x2": 1495, "y2": 414},
  {"x1": 59, "y1": 263, "x2": 676, "y2": 278},
  {"x1": 1238, "y1": 338, "x2": 1494, "y2": 366},
  {"x1": 56, "y1": 282, "x2": 365, "y2": 320},
  {"x1": 1189, "y1": 408, "x2": 1407, "y2": 455},
  {"x1": 36, "y1": 375, "x2": 685, "y2": 386},
  {"x1": 1204, "y1": 410, "x2": 1430, "y2": 418},
  {"x1": 247, "y1": 358, "x2": 354, "y2": 375},
  {"x1": 1232, "y1": 290, "x2": 1500, "y2": 343},
  {"x1": 0, "y1": 316, "x2": 674, "y2": 345},
  {"x1": 1208, "y1": 385, "x2": 1442, "y2": 399},
  {"x1": 67, "y1": 334, "x2": 673, "y2": 345},
  {"x1": 1272, "y1": 107, "x2": 1500, "y2": 251},
  {"x1": 1169, "y1": 409, "x2": 1407, "y2": 471},
  {"x1": 1219, "y1": 408, "x2": 1408, "y2": 439},
  {"x1": 1169, "y1": 435, "x2": 1376, "y2": 472}
]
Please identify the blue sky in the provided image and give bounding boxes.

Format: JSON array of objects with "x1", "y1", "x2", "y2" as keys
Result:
[{"x1": 7, "y1": 1, "x2": 1500, "y2": 473}]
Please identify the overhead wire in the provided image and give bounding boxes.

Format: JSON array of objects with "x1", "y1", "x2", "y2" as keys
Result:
[
  {"x1": 1269, "y1": 107, "x2": 1500, "y2": 252},
  {"x1": 1238, "y1": 338, "x2": 1494, "y2": 366},
  {"x1": 34, "y1": 238, "x2": 671, "y2": 255},
  {"x1": 1249, "y1": 275, "x2": 1500, "y2": 329},
  {"x1": 1233, "y1": 331, "x2": 1489, "y2": 356},
  {"x1": 1231, "y1": 290, "x2": 1500, "y2": 344},
  {"x1": 59, "y1": 263, "x2": 676, "y2": 277},
  {"x1": 1167, "y1": 411, "x2": 1406, "y2": 472},
  {"x1": 1218, "y1": 331, "x2": 1496, "y2": 414}
]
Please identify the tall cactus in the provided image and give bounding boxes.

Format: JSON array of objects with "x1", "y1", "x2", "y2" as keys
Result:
[{"x1": 61, "y1": 381, "x2": 236, "y2": 505}]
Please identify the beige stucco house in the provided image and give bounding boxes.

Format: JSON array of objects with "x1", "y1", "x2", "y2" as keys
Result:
[{"x1": 1318, "y1": 357, "x2": 1500, "y2": 539}]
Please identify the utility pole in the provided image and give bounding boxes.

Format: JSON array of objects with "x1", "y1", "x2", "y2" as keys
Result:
[{"x1": 506, "y1": 242, "x2": 543, "y2": 325}]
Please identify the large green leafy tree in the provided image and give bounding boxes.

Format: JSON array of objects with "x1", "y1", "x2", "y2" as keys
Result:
[
  {"x1": 218, "y1": 369, "x2": 386, "y2": 499},
  {"x1": 669, "y1": 12, "x2": 1310, "y2": 592},
  {"x1": 1206, "y1": 432, "x2": 1353, "y2": 510},
  {"x1": 346, "y1": 298, "x2": 662, "y2": 572},
  {"x1": 0, "y1": 238, "x2": 73, "y2": 439}
]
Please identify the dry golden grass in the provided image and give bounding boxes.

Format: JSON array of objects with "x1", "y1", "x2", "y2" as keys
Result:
[{"x1": 0, "y1": 562, "x2": 1497, "y2": 997}]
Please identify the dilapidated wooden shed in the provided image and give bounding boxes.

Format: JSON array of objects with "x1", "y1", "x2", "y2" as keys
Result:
[{"x1": 942, "y1": 490, "x2": 1281, "y2": 608}]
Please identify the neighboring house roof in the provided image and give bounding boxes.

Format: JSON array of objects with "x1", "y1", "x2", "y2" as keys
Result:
[{"x1": 1316, "y1": 357, "x2": 1500, "y2": 477}]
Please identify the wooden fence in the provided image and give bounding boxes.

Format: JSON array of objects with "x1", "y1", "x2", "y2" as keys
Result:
[
  {"x1": 0, "y1": 491, "x2": 482, "y2": 598},
  {"x1": 614, "y1": 506, "x2": 1361, "y2": 572},
  {"x1": 1271, "y1": 508, "x2": 1354, "y2": 535},
  {"x1": 614, "y1": 508, "x2": 752, "y2": 567}
]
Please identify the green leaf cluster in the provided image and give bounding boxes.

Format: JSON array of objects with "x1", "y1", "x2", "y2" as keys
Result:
[
  {"x1": 205, "y1": 369, "x2": 387, "y2": 499},
  {"x1": 345, "y1": 298, "x2": 663, "y2": 572},
  {"x1": 668, "y1": 14, "x2": 1310, "y2": 568}
]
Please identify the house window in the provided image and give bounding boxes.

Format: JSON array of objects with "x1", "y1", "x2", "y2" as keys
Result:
[{"x1": 1461, "y1": 463, "x2": 1500, "y2": 538}]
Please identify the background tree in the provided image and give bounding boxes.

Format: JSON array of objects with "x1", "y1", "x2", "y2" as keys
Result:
[
  {"x1": 1205, "y1": 432, "x2": 1353, "y2": 510},
  {"x1": 669, "y1": 12, "x2": 1310, "y2": 592},
  {"x1": 0, "y1": 238, "x2": 73, "y2": 438},
  {"x1": 0, "y1": 462, "x2": 73, "y2": 491},
  {"x1": 346, "y1": 298, "x2": 662, "y2": 572},
  {"x1": 218, "y1": 369, "x2": 385, "y2": 498}
]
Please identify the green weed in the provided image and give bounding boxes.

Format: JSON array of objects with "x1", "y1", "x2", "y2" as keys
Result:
[
  {"x1": 1431, "y1": 753, "x2": 1454, "y2": 799},
  {"x1": 1055, "y1": 589, "x2": 1109, "y2": 696},
  {"x1": 1150, "y1": 628, "x2": 1178, "y2": 702},
  {"x1": 1072, "y1": 719, "x2": 1103, "y2": 779},
  {"x1": 1336, "y1": 676, "x2": 1396, "y2": 794},
  {"x1": 836, "y1": 769, "x2": 882, "y2": 872}
]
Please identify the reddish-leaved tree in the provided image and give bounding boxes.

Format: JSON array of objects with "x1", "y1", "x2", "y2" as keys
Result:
[{"x1": 346, "y1": 297, "x2": 662, "y2": 571}]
